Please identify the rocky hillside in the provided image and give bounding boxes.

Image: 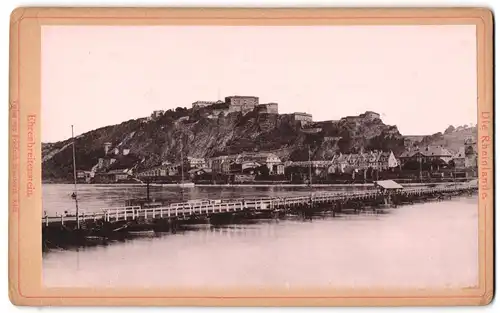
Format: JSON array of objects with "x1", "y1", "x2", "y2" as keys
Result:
[
  {"x1": 42, "y1": 106, "x2": 406, "y2": 181},
  {"x1": 404, "y1": 124, "x2": 477, "y2": 153}
]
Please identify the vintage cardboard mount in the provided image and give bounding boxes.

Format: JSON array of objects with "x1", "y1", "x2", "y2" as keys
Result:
[{"x1": 8, "y1": 7, "x2": 494, "y2": 307}]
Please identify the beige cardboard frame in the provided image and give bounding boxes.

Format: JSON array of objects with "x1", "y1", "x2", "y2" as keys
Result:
[{"x1": 8, "y1": 7, "x2": 494, "y2": 306}]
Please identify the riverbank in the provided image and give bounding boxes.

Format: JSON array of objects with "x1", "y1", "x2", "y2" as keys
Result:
[
  {"x1": 197, "y1": 182, "x2": 457, "y2": 188},
  {"x1": 43, "y1": 181, "x2": 464, "y2": 188}
]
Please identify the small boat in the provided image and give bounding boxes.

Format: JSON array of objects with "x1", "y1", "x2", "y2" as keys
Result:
[
  {"x1": 374, "y1": 208, "x2": 391, "y2": 214},
  {"x1": 112, "y1": 224, "x2": 129, "y2": 232},
  {"x1": 84, "y1": 236, "x2": 107, "y2": 244},
  {"x1": 128, "y1": 230, "x2": 155, "y2": 237},
  {"x1": 177, "y1": 140, "x2": 195, "y2": 188}
]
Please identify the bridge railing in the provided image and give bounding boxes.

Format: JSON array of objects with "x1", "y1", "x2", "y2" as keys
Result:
[
  {"x1": 102, "y1": 206, "x2": 142, "y2": 222},
  {"x1": 43, "y1": 211, "x2": 107, "y2": 226},
  {"x1": 43, "y1": 185, "x2": 477, "y2": 225}
]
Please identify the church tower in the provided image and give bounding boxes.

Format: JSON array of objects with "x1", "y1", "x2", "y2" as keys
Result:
[
  {"x1": 464, "y1": 136, "x2": 477, "y2": 168},
  {"x1": 464, "y1": 136, "x2": 475, "y2": 155}
]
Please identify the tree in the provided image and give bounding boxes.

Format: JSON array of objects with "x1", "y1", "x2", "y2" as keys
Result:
[{"x1": 444, "y1": 125, "x2": 455, "y2": 134}]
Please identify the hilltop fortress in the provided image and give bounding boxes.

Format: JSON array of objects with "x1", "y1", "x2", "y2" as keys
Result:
[{"x1": 192, "y1": 96, "x2": 279, "y2": 115}]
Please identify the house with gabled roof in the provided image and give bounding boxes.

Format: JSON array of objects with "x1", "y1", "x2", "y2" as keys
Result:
[
  {"x1": 398, "y1": 146, "x2": 454, "y2": 171},
  {"x1": 375, "y1": 151, "x2": 399, "y2": 171}
]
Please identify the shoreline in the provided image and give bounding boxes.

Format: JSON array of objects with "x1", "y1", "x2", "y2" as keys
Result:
[{"x1": 42, "y1": 182, "x2": 463, "y2": 188}]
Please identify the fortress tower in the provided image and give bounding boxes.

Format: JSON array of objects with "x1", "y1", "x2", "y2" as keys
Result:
[{"x1": 103, "y1": 142, "x2": 112, "y2": 155}]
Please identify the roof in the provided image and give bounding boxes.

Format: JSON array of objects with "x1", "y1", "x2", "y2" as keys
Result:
[
  {"x1": 225, "y1": 95, "x2": 259, "y2": 99},
  {"x1": 399, "y1": 150, "x2": 414, "y2": 158},
  {"x1": 375, "y1": 180, "x2": 404, "y2": 189},
  {"x1": 186, "y1": 156, "x2": 205, "y2": 161},
  {"x1": 349, "y1": 154, "x2": 367, "y2": 163},
  {"x1": 467, "y1": 179, "x2": 478, "y2": 187},
  {"x1": 106, "y1": 169, "x2": 130, "y2": 175},
  {"x1": 344, "y1": 115, "x2": 363, "y2": 120},
  {"x1": 210, "y1": 152, "x2": 280, "y2": 163},
  {"x1": 239, "y1": 152, "x2": 280, "y2": 160},
  {"x1": 422, "y1": 146, "x2": 453, "y2": 157},
  {"x1": 241, "y1": 161, "x2": 262, "y2": 166},
  {"x1": 193, "y1": 100, "x2": 218, "y2": 104},
  {"x1": 290, "y1": 160, "x2": 332, "y2": 167},
  {"x1": 188, "y1": 168, "x2": 211, "y2": 174},
  {"x1": 399, "y1": 146, "x2": 453, "y2": 158}
]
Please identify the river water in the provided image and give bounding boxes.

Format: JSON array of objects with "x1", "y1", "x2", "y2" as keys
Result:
[
  {"x1": 42, "y1": 184, "x2": 479, "y2": 289},
  {"x1": 42, "y1": 183, "x2": 375, "y2": 215}
]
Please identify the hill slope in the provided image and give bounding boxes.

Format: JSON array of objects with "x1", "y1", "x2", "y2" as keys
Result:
[
  {"x1": 42, "y1": 108, "x2": 406, "y2": 181},
  {"x1": 404, "y1": 124, "x2": 477, "y2": 153}
]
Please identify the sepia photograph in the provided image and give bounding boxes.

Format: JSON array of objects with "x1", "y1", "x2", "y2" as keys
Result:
[{"x1": 40, "y1": 23, "x2": 480, "y2": 291}]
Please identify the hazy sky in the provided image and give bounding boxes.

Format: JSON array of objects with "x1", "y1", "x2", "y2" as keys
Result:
[{"x1": 42, "y1": 25, "x2": 477, "y2": 143}]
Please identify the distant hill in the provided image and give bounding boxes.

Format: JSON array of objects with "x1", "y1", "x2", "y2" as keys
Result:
[
  {"x1": 41, "y1": 106, "x2": 406, "y2": 182},
  {"x1": 404, "y1": 124, "x2": 477, "y2": 153}
]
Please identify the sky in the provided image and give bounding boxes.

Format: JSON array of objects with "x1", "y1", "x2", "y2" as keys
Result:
[{"x1": 42, "y1": 25, "x2": 477, "y2": 143}]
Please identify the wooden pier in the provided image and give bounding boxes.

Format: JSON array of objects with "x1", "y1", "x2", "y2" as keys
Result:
[{"x1": 42, "y1": 183, "x2": 477, "y2": 250}]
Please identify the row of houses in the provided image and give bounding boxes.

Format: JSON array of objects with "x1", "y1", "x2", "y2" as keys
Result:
[
  {"x1": 287, "y1": 151, "x2": 399, "y2": 176},
  {"x1": 136, "y1": 141, "x2": 477, "y2": 180},
  {"x1": 135, "y1": 150, "x2": 398, "y2": 181},
  {"x1": 136, "y1": 152, "x2": 284, "y2": 180},
  {"x1": 207, "y1": 152, "x2": 284, "y2": 175},
  {"x1": 398, "y1": 140, "x2": 477, "y2": 170},
  {"x1": 79, "y1": 137, "x2": 477, "y2": 183}
]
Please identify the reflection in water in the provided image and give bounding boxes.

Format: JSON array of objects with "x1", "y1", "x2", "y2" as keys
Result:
[{"x1": 43, "y1": 187, "x2": 478, "y2": 289}]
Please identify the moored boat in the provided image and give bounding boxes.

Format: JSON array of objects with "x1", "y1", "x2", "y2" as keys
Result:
[
  {"x1": 128, "y1": 230, "x2": 155, "y2": 237},
  {"x1": 84, "y1": 235, "x2": 107, "y2": 244}
]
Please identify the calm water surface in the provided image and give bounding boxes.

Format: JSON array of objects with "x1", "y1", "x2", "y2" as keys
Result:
[
  {"x1": 42, "y1": 184, "x2": 374, "y2": 215},
  {"x1": 42, "y1": 184, "x2": 478, "y2": 289}
]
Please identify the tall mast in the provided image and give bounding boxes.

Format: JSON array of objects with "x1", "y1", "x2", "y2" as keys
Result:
[
  {"x1": 419, "y1": 155, "x2": 423, "y2": 183},
  {"x1": 308, "y1": 145, "x2": 312, "y2": 186},
  {"x1": 71, "y1": 125, "x2": 80, "y2": 230},
  {"x1": 180, "y1": 140, "x2": 184, "y2": 183},
  {"x1": 179, "y1": 137, "x2": 185, "y2": 201}
]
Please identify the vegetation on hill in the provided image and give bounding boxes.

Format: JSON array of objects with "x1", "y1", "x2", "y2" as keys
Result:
[
  {"x1": 404, "y1": 124, "x2": 477, "y2": 152},
  {"x1": 42, "y1": 106, "x2": 409, "y2": 181}
]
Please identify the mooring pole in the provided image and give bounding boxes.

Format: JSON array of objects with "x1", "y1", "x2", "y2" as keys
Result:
[
  {"x1": 308, "y1": 145, "x2": 312, "y2": 186},
  {"x1": 71, "y1": 125, "x2": 80, "y2": 230},
  {"x1": 419, "y1": 157, "x2": 423, "y2": 183}
]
